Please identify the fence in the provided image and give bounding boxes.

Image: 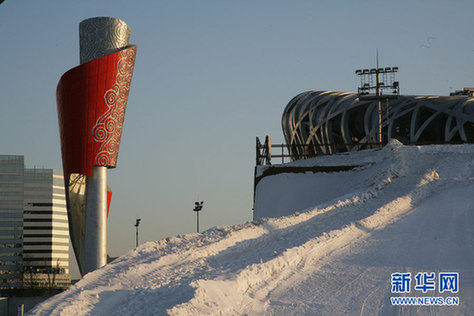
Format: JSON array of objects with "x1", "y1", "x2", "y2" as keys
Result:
[
  {"x1": 256, "y1": 136, "x2": 469, "y2": 165},
  {"x1": 256, "y1": 137, "x2": 382, "y2": 165}
]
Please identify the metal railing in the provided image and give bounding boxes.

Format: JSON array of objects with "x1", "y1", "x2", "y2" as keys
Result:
[
  {"x1": 257, "y1": 141, "x2": 381, "y2": 165},
  {"x1": 256, "y1": 137, "x2": 469, "y2": 166}
]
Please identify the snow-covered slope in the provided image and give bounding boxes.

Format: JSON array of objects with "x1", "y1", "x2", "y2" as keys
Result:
[{"x1": 29, "y1": 141, "x2": 474, "y2": 315}]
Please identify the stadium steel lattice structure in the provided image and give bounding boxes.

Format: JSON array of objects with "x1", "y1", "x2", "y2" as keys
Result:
[
  {"x1": 282, "y1": 90, "x2": 474, "y2": 160},
  {"x1": 57, "y1": 17, "x2": 136, "y2": 276}
]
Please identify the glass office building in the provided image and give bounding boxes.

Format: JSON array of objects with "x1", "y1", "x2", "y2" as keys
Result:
[
  {"x1": 0, "y1": 155, "x2": 70, "y2": 289},
  {"x1": 0, "y1": 156, "x2": 24, "y2": 288}
]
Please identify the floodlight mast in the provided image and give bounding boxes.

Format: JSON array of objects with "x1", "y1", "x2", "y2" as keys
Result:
[
  {"x1": 193, "y1": 201, "x2": 204, "y2": 233},
  {"x1": 135, "y1": 218, "x2": 141, "y2": 248},
  {"x1": 355, "y1": 53, "x2": 399, "y2": 147}
]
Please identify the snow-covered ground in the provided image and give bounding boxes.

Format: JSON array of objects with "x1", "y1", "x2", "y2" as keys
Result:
[{"x1": 29, "y1": 141, "x2": 474, "y2": 315}]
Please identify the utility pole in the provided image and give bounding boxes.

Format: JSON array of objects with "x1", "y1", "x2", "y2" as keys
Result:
[
  {"x1": 355, "y1": 52, "x2": 399, "y2": 147},
  {"x1": 193, "y1": 201, "x2": 204, "y2": 233},
  {"x1": 134, "y1": 218, "x2": 141, "y2": 248}
]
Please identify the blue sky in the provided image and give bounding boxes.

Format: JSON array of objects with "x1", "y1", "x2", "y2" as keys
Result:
[{"x1": 1, "y1": 0, "x2": 474, "y2": 265}]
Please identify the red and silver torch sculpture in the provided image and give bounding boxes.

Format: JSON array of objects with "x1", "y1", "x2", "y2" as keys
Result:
[{"x1": 57, "y1": 17, "x2": 137, "y2": 276}]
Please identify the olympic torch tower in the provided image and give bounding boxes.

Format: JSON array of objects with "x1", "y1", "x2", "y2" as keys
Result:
[{"x1": 56, "y1": 17, "x2": 137, "y2": 276}]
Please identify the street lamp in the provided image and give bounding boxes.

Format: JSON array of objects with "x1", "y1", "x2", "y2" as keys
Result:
[
  {"x1": 134, "y1": 218, "x2": 141, "y2": 248},
  {"x1": 193, "y1": 201, "x2": 204, "y2": 233}
]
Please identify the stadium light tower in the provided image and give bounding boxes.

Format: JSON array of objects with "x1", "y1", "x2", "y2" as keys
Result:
[
  {"x1": 135, "y1": 218, "x2": 141, "y2": 248},
  {"x1": 193, "y1": 201, "x2": 204, "y2": 233},
  {"x1": 355, "y1": 52, "x2": 399, "y2": 146}
]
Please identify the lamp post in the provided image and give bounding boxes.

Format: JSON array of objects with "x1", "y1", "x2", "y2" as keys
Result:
[
  {"x1": 134, "y1": 218, "x2": 141, "y2": 248},
  {"x1": 193, "y1": 201, "x2": 204, "y2": 233}
]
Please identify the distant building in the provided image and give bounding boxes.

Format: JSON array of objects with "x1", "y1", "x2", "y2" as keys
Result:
[
  {"x1": 282, "y1": 90, "x2": 474, "y2": 159},
  {"x1": 0, "y1": 155, "x2": 70, "y2": 290},
  {"x1": 0, "y1": 156, "x2": 24, "y2": 289}
]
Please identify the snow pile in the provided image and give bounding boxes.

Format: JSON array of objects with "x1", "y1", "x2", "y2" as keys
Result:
[
  {"x1": 255, "y1": 140, "x2": 431, "y2": 220},
  {"x1": 29, "y1": 141, "x2": 474, "y2": 315}
]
